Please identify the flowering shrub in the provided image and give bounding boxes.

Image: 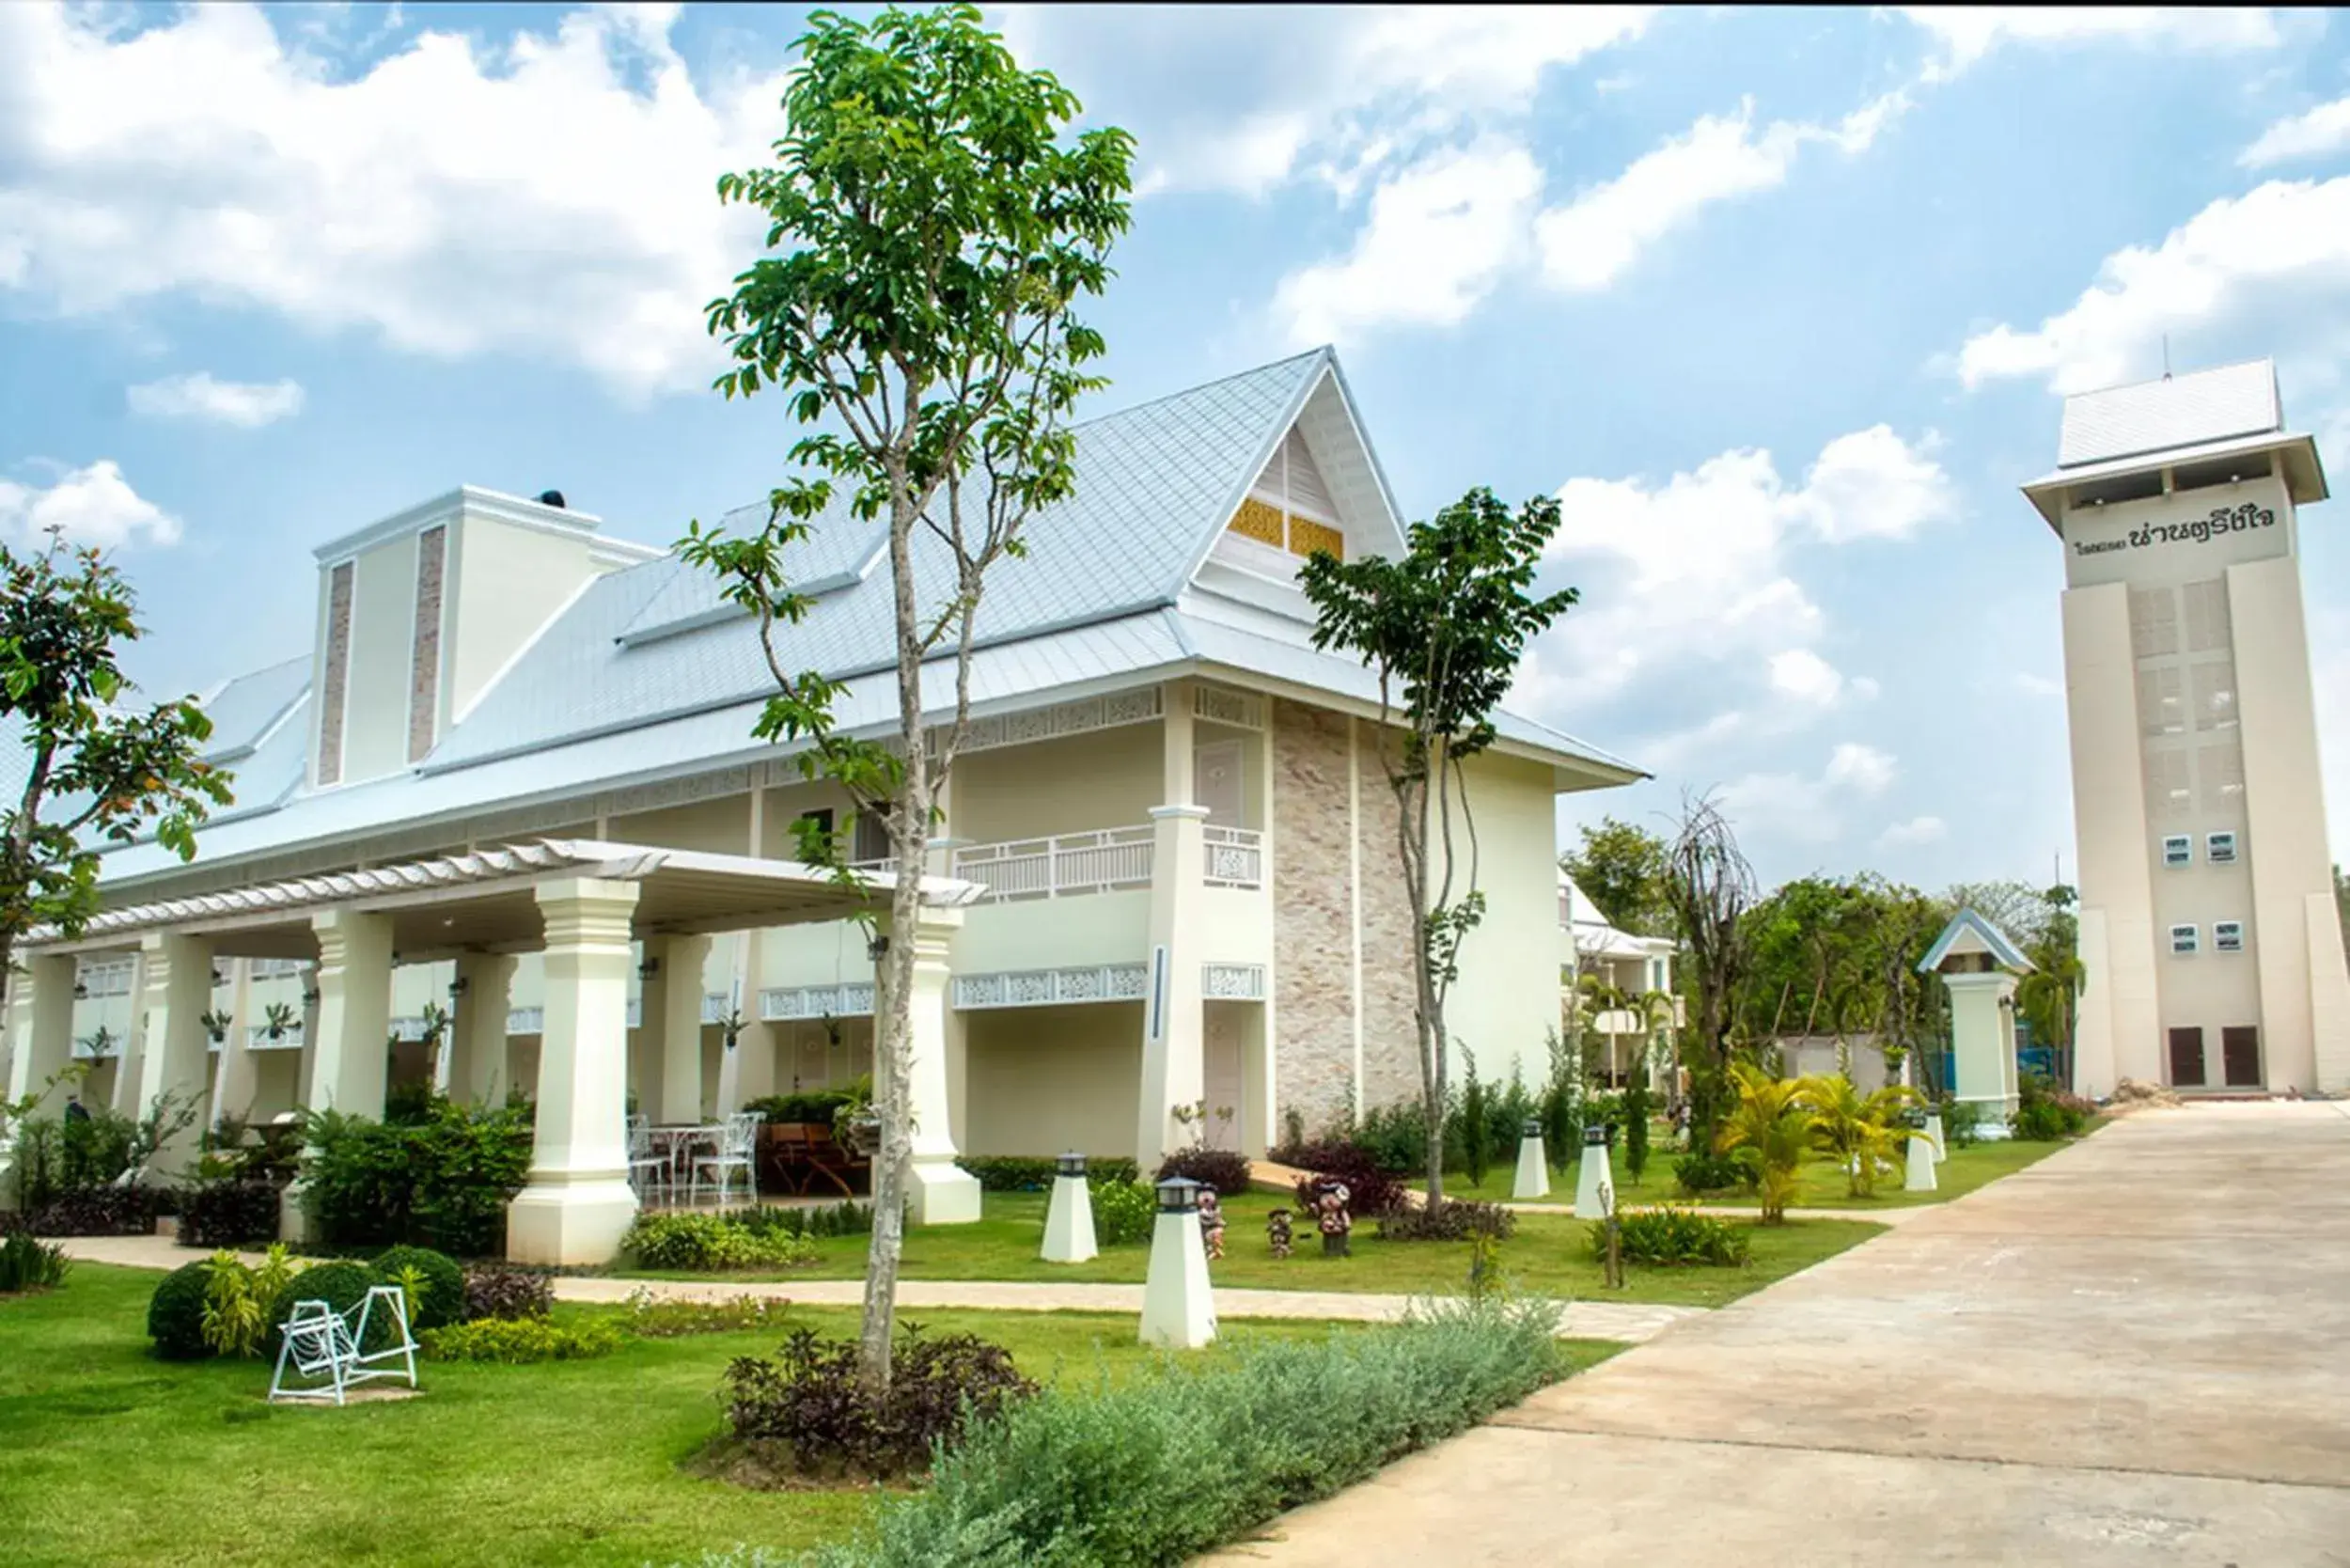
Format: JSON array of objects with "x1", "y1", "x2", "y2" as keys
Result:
[
  {"x1": 622, "y1": 1289, "x2": 790, "y2": 1338},
  {"x1": 1603, "y1": 1206, "x2": 1752, "y2": 1267},
  {"x1": 421, "y1": 1316, "x2": 623, "y2": 1363}
]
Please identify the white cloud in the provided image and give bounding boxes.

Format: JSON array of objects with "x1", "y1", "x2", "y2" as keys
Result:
[
  {"x1": 1878, "y1": 814, "x2": 1948, "y2": 849},
  {"x1": 1902, "y1": 8, "x2": 2283, "y2": 80},
  {"x1": 1531, "y1": 424, "x2": 1953, "y2": 712},
  {"x1": 127, "y1": 372, "x2": 305, "y2": 428},
  {"x1": 1534, "y1": 93, "x2": 1904, "y2": 292},
  {"x1": 1825, "y1": 741, "x2": 1898, "y2": 795},
  {"x1": 2241, "y1": 98, "x2": 2350, "y2": 168},
  {"x1": 1955, "y1": 177, "x2": 2350, "y2": 393},
  {"x1": 0, "y1": 5, "x2": 792, "y2": 399},
  {"x1": 1716, "y1": 743, "x2": 1900, "y2": 846},
  {"x1": 0, "y1": 461, "x2": 181, "y2": 550},
  {"x1": 1273, "y1": 143, "x2": 1541, "y2": 348},
  {"x1": 1013, "y1": 5, "x2": 1655, "y2": 201},
  {"x1": 2014, "y1": 672, "x2": 2065, "y2": 698}
]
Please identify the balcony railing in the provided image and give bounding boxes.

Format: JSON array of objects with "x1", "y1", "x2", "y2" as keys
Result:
[
  {"x1": 953, "y1": 826, "x2": 1154, "y2": 903},
  {"x1": 1202, "y1": 825, "x2": 1264, "y2": 889}
]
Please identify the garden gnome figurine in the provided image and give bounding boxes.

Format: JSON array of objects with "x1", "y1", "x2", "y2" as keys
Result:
[
  {"x1": 1574, "y1": 1124, "x2": 1614, "y2": 1220},
  {"x1": 1512, "y1": 1116, "x2": 1550, "y2": 1200},
  {"x1": 1926, "y1": 1107, "x2": 1948, "y2": 1164},
  {"x1": 1314, "y1": 1180, "x2": 1353, "y2": 1258},
  {"x1": 1140, "y1": 1176, "x2": 1217, "y2": 1349},
  {"x1": 1266, "y1": 1207, "x2": 1293, "y2": 1258},
  {"x1": 1197, "y1": 1186, "x2": 1227, "y2": 1261},
  {"x1": 1904, "y1": 1110, "x2": 1938, "y2": 1194},
  {"x1": 1042, "y1": 1151, "x2": 1098, "y2": 1263}
]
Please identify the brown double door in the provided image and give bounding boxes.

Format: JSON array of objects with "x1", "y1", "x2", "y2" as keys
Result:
[{"x1": 2167, "y1": 1025, "x2": 2264, "y2": 1089}]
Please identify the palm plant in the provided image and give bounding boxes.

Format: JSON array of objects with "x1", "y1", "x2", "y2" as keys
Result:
[
  {"x1": 1800, "y1": 1074, "x2": 1919, "y2": 1199},
  {"x1": 1712, "y1": 1061, "x2": 1814, "y2": 1224}
]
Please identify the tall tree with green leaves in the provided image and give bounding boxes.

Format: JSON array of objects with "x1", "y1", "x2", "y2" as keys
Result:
[
  {"x1": 2016, "y1": 883, "x2": 2084, "y2": 1080},
  {"x1": 1560, "y1": 815, "x2": 1675, "y2": 937},
  {"x1": 682, "y1": 4, "x2": 1133, "y2": 1392},
  {"x1": 1301, "y1": 487, "x2": 1576, "y2": 1204},
  {"x1": 1661, "y1": 791, "x2": 1756, "y2": 1144},
  {"x1": 1, "y1": 538, "x2": 229, "y2": 1004}
]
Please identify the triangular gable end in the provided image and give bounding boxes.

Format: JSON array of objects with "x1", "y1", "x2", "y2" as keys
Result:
[
  {"x1": 1180, "y1": 350, "x2": 1408, "y2": 605},
  {"x1": 1917, "y1": 907, "x2": 2035, "y2": 975}
]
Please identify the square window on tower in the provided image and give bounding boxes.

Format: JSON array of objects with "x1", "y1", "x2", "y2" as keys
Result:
[
  {"x1": 2170, "y1": 923, "x2": 2201, "y2": 955},
  {"x1": 2215, "y1": 921, "x2": 2246, "y2": 953},
  {"x1": 2162, "y1": 834, "x2": 2193, "y2": 868},
  {"x1": 2207, "y1": 831, "x2": 2239, "y2": 864}
]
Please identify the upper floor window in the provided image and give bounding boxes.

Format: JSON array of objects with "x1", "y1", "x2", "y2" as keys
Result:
[
  {"x1": 2214, "y1": 920, "x2": 2245, "y2": 953},
  {"x1": 1224, "y1": 431, "x2": 1345, "y2": 564},
  {"x1": 2161, "y1": 834, "x2": 2192, "y2": 869},
  {"x1": 2206, "y1": 830, "x2": 2239, "y2": 865},
  {"x1": 2170, "y1": 923, "x2": 2200, "y2": 955}
]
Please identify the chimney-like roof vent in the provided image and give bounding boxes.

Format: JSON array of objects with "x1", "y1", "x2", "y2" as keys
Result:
[{"x1": 538, "y1": 490, "x2": 567, "y2": 510}]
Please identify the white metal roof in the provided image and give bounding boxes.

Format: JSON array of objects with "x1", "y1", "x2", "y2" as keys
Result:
[{"x1": 2057, "y1": 360, "x2": 2281, "y2": 469}]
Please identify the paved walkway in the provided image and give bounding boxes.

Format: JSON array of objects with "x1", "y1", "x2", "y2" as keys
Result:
[
  {"x1": 1201, "y1": 1101, "x2": 2350, "y2": 1566},
  {"x1": 55, "y1": 1233, "x2": 1699, "y2": 1345}
]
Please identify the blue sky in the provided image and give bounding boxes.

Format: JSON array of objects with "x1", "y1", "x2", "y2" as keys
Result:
[{"x1": 4, "y1": 3, "x2": 2349, "y2": 894}]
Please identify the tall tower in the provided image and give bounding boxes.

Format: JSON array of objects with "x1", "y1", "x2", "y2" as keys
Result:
[{"x1": 2023, "y1": 360, "x2": 2350, "y2": 1096}]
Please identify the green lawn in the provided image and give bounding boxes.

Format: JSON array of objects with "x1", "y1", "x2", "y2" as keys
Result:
[
  {"x1": 639, "y1": 1190, "x2": 1885, "y2": 1310},
  {"x1": 1420, "y1": 1133, "x2": 2076, "y2": 1212},
  {"x1": 0, "y1": 1264, "x2": 1622, "y2": 1568}
]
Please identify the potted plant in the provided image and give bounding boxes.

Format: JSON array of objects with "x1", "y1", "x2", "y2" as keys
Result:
[{"x1": 833, "y1": 1074, "x2": 881, "y2": 1159}]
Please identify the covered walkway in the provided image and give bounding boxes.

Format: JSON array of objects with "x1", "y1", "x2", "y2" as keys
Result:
[{"x1": 8, "y1": 839, "x2": 984, "y2": 1262}]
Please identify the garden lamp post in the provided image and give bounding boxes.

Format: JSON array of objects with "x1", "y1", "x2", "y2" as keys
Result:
[
  {"x1": 1042, "y1": 1151, "x2": 1097, "y2": 1264},
  {"x1": 1140, "y1": 1175, "x2": 1215, "y2": 1349}
]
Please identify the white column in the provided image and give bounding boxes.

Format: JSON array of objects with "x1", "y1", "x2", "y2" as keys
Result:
[
  {"x1": 507, "y1": 877, "x2": 641, "y2": 1265},
  {"x1": 898, "y1": 905, "x2": 981, "y2": 1225},
  {"x1": 303, "y1": 910, "x2": 395, "y2": 1118},
  {"x1": 5, "y1": 952, "x2": 77, "y2": 1108},
  {"x1": 110, "y1": 949, "x2": 148, "y2": 1117},
  {"x1": 655, "y1": 933, "x2": 713, "y2": 1124},
  {"x1": 134, "y1": 932, "x2": 214, "y2": 1178},
  {"x1": 211, "y1": 958, "x2": 258, "y2": 1127},
  {"x1": 449, "y1": 952, "x2": 517, "y2": 1104},
  {"x1": 1136, "y1": 803, "x2": 1211, "y2": 1168}
]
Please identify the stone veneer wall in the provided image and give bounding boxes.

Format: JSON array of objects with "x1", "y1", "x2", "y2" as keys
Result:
[
  {"x1": 1270, "y1": 699, "x2": 1421, "y2": 1139},
  {"x1": 315, "y1": 560, "x2": 354, "y2": 786},
  {"x1": 407, "y1": 525, "x2": 446, "y2": 764}
]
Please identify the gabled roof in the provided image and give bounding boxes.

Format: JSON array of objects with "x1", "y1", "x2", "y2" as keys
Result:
[
  {"x1": 2058, "y1": 360, "x2": 2281, "y2": 470},
  {"x1": 1917, "y1": 907, "x2": 2033, "y2": 975}
]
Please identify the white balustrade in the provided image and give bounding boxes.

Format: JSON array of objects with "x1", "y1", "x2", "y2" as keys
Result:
[
  {"x1": 951, "y1": 826, "x2": 1155, "y2": 903},
  {"x1": 1201, "y1": 825, "x2": 1264, "y2": 889}
]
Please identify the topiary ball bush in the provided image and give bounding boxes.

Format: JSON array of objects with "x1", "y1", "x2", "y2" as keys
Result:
[
  {"x1": 148, "y1": 1261, "x2": 218, "y2": 1361},
  {"x1": 370, "y1": 1245, "x2": 463, "y2": 1330},
  {"x1": 266, "y1": 1260, "x2": 386, "y2": 1358}
]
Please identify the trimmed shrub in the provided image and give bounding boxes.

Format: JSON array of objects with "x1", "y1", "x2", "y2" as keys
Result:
[
  {"x1": 24, "y1": 1184, "x2": 163, "y2": 1238},
  {"x1": 1348, "y1": 1101, "x2": 1433, "y2": 1175},
  {"x1": 1153, "y1": 1148, "x2": 1252, "y2": 1199},
  {"x1": 1605, "y1": 1206, "x2": 1752, "y2": 1267},
  {"x1": 722, "y1": 1323, "x2": 1038, "y2": 1479},
  {"x1": 1375, "y1": 1199, "x2": 1515, "y2": 1243},
  {"x1": 0, "y1": 1231, "x2": 69, "y2": 1293},
  {"x1": 299, "y1": 1098, "x2": 533, "y2": 1258},
  {"x1": 372, "y1": 1245, "x2": 464, "y2": 1330},
  {"x1": 1089, "y1": 1180, "x2": 1155, "y2": 1247},
  {"x1": 1672, "y1": 1150, "x2": 1750, "y2": 1197},
  {"x1": 421, "y1": 1316, "x2": 622, "y2": 1364},
  {"x1": 176, "y1": 1183, "x2": 281, "y2": 1250},
  {"x1": 147, "y1": 1262, "x2": 217, "y2": 1360},
  {"x1": 798, "y1": 1295, "x2": 1566, "y2": 1566},
  {"x1": 623, "y1": 1212, "x2": 818, "y2": 1272},
  {"x1": 265, "y1": 1260, "x2": 385, "y2": 1358},
  {"x1": 462, "y1": 1264, "x2": 554, "y2": 1323},
  {"x1": 1281, "y1": 1141, "x2": 1407, "y2": 1218},
  {"x1": 1939, "y1": 1099, "x2": 1984, "y2": 1149},
  {"x1": 957, "y1": 1155, "x2": 1141, "y2": 1192}
]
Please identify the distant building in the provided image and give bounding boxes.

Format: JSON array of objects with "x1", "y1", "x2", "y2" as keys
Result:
[{"x1": 2021, "y1": 360, "x2": 2350, "y2": 1095}]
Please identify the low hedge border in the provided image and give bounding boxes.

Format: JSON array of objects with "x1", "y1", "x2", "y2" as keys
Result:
[{"x1": 682, "y1": 1294, "x2": 1570, "y2": 1568}]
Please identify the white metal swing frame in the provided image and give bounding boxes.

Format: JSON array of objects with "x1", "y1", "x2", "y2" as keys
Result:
[{"x1": 268, "y1": 1285, "x2": 420, "y2": 1405}]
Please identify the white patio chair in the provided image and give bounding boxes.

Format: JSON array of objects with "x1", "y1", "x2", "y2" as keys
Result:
[
  {"x1": 691, "y1": 1111, "x2": 759, "y2": 1208},
  {"x1": 268, "y1": 1284, "x2": 419, "y2": 1405},
  {"x1": 626, "y1": 1115, "x2": 668, "y2": 1203}
]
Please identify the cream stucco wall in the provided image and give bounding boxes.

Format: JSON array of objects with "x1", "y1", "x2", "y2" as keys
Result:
[
  {"x1": 1437, "y1": 749, "x2": 1563, "y2": 1095},
  {"x1": 950, "y1": 722, "x2": 1165, "y2": 844},
  {"x1": 337, "y1": 531, "x2": 420, "y2": 786},
  {"x1": 962, "y1": 1003, "x2": 1142, "y2": 1157},
  {"x1": 446, "y1": 515, "x2": 612, "y2": 724}
]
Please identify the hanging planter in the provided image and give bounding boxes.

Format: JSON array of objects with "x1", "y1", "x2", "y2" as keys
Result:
[{"x1": 836, "y1": 1099, "x2": 883, "y2": 1159}]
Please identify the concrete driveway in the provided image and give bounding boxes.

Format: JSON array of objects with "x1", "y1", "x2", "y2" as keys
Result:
[{"x1": 1202, "y1": 1103, "x2": 2350, "y2": 1566}]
